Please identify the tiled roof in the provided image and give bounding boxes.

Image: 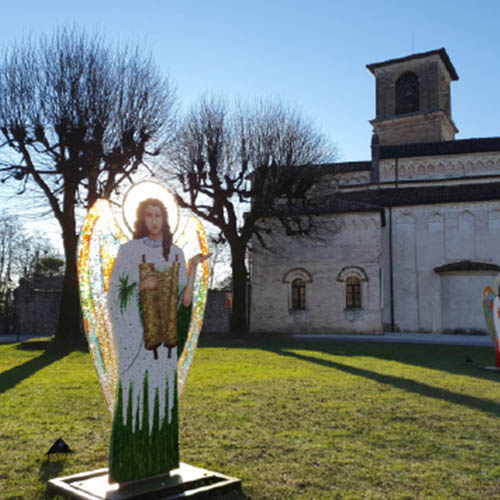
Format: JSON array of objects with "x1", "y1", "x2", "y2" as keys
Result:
[
  {"x1": 271, "y1": 195, "x2": 382, "y2": 217},
  {"x1": 287, "y1": 161, "x2": 371, "y2": 181},
  {"x1": 273, "y1": 182, "x2": 500, "y2": 217},
  {"x1": 336, "y1": 182, "x2": 500, "y2": 209},
  {"x1": 249, "y1": 161, "x2": 371, "y2": 183},
  {"x1": 379, "y1": 137, "x2": 500, "y2": 160},
  {"x1": 309, "y1": 161, "x2": 372, "y2": 174},
  {"x1": 366, "y1": 48, "x2": 459, "y2": 81},
  {"x1": 300, "y1": 137, "x2": 500, "y2": 164},
  {"x1": 310, "y1": 196, "x2": 382, "y2": 214},
  {"x1": 269, "y1": 182, "x2": 500, "y2": 218},
  {"x1": 306, "y1": 136, "x2": 500, "y2": 172}
]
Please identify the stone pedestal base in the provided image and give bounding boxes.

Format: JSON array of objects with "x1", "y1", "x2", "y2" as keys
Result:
[{"x1": 47, "y1": 462, "x2": 241, "y2": 499}]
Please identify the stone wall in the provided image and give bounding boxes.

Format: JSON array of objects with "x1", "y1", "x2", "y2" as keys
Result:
[
  {"x1": 13, "y1": 277, "x2": 62, "y2": 335},
  {"x1": 13, "y1": 278, "x2": 231, "y2": 336},
  {"x1": 440, "y1": 273, "x2": 494, "y2": 333},
  {"x1": 202, "y1": 290, "x2": 231, "y2": 333},
  {"x1": 372, "y1": 111, "x2": 456, "y2": 146},
  {"x1": 250, "y1": 213, "x2": 383, "y2": 334},
  {"x1": 0, "y1": 315, "x2": 11, "y2": 335},
  {"x1": 382, "y1": 201, "x2": 500, "y2": 333}
]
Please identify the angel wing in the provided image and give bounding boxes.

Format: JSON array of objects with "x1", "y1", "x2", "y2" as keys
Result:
[
  {"x1": 483, "y1": 285, "x2": 497, "y2": 343},
  {"x1": 77, "y1": 199, "x2": 210, "y2": 413},
  {"x1": 78, "y1": 199, "x2": 127, "y2": 413},
  {"x1": 173, "y1": 215, "x2": 210, "y2": 397}
]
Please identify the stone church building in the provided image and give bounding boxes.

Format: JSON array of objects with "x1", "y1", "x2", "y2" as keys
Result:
[{"x1": 249, "y1": 48, "x2": 500, "y2": 335}]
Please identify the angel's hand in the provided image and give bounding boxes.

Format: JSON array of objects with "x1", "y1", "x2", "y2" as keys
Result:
[
  {"x1": 140, "y1": 272, "x2": 159, "y2": 291},
  {"x1": 189, "y1": 252, "x2": 212, "y2": 267}
]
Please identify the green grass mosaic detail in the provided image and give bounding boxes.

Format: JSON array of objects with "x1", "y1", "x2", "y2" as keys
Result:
[{"x1": 109, "y1": 370, "x2": 179, "y2": 483}]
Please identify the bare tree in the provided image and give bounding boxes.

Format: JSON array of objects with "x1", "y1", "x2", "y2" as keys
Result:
[
  {"x1": 0, "y1": 27, "x2": 176, "y2": 343},
  {"x1": 0, "y1": 215, "x2": 18, "y2": 319},
  {"x1": 0, "y1": 215, "x2": 59, "y2": 333},
  {"x1": 15, "y1": 230, "x2": 61, "y2": 281},
  {"x1": 169, "y1": 97, "x2": 336, "y2": 332}
]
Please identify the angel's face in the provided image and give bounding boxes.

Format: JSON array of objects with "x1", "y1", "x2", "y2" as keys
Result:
[{"x1": 143, "y1": 204, "x2": 163, "y2": 240}]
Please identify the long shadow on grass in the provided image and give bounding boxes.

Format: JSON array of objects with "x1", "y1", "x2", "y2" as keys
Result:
[
  {"x1": 273, "y1": 348, "x2": 500, "y2": 417},
  {"x1": 200, "y1": 335, "x2": 499, "y2": 382},
  {"x1": 39, "y1": 457, "x2": 66, "y2": 482},
  {"x1": 0, "y1": 342, "x2": 71, "y2": 394}
]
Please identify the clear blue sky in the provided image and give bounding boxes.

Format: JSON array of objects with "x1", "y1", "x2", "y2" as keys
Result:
[{"x1": 2, "y1": 0, "x2": 500, "y2": 163}]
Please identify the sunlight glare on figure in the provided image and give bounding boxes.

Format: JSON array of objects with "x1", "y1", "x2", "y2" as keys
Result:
[{"x1": 122, "y1": 180, "x2": 180, "y2": 237}]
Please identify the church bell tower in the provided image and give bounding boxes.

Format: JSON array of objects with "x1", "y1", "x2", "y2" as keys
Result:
[{"x1": 366, "y1": 48, "x2": 459, "y2": 146}]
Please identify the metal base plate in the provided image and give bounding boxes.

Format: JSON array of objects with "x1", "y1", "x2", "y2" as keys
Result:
[{"x1": 47, "y1": 462, "x2": 242, "y2": 499}]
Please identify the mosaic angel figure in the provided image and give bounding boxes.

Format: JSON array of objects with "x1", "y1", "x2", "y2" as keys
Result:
[
  {"x1": 482, "y1": 279, "x2": 500, "y2": 368},
  {"x1": 77, "y1": 185, "x2": 210, "y2": 483}
]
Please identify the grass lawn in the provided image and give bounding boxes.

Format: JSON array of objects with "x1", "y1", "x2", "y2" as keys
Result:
[{"x1": 0, "y1": 334, "x2": 499, "y2": 499}]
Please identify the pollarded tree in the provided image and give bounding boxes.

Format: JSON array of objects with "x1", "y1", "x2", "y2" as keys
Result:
[
  {"x1": 0, "y1": 27, "x2": 176, "y2": 343},
  {"x1": 169, "y1": 97, "x2": 336, "y2": 332}
]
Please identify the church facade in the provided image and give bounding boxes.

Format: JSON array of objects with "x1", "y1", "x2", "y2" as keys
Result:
[{"x1": 249, "y1": 48, "x2": 500, "y2": 334}]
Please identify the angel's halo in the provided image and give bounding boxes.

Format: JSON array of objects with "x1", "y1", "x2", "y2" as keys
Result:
[{"x1": 121, "y1": 181, "x2": 180, "y2": 237}]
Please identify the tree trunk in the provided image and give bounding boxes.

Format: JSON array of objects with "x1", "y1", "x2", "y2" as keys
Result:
[
  {"x1": 229, "y1": 241, "x2": 247, "y2": 334},
  {"x1": 54, "y1": 218, "x2": 83, "y2": 345},
  {"x1": 54, "y1": 178, "x2": 84, "y2": 346}
]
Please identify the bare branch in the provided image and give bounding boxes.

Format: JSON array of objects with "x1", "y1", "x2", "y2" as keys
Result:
[
  {"x1": 0, "y1": 26, "x2": 177, "y2": 340},
  {"x1": 164, "y1": 95, "x2": 336, "y2": 332}
]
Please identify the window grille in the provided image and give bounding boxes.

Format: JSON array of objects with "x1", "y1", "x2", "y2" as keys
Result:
[
  {"x1": 291, "y1": 278, "x2": 306, "y2": 310},
  {"x1": 346, "y1": 276, "x2": 361, "y2": 308}
]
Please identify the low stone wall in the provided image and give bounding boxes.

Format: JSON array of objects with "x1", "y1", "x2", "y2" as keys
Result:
[
  {"x1": 13, "y1": 277, "x2": 62, "y2": 336},
  {"x1": 0, "y1": 315, "x2": 11, "y2": 334},
  {"x1": 202, "y1": 290, "x2": 231, "y2": 333},
  {"x1": 12, "y1": 279, "x2": 231, "y2": 336}
]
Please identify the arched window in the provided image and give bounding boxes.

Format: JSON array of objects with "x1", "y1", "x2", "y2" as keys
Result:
[
  {"x1": 283, "y1": 268, "x2": 312, "y2": 312},
  {"x1": 336, "y1": 266, "x2": 368, "y2": 310},
  {"x1": 291, "y1": 278, "x2": 306, "y2": 310},
  {"x1": 346, "y1": 276, "x2": 361, "y2": 308},
  {"x1": 396, "y1": 72, "x2": 419, "y2": 114}
]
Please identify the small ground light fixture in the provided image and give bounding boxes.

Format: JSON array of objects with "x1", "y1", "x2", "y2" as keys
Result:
[{"x1": 47, "y1": 438, "x2": 73, "y2": 457}]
